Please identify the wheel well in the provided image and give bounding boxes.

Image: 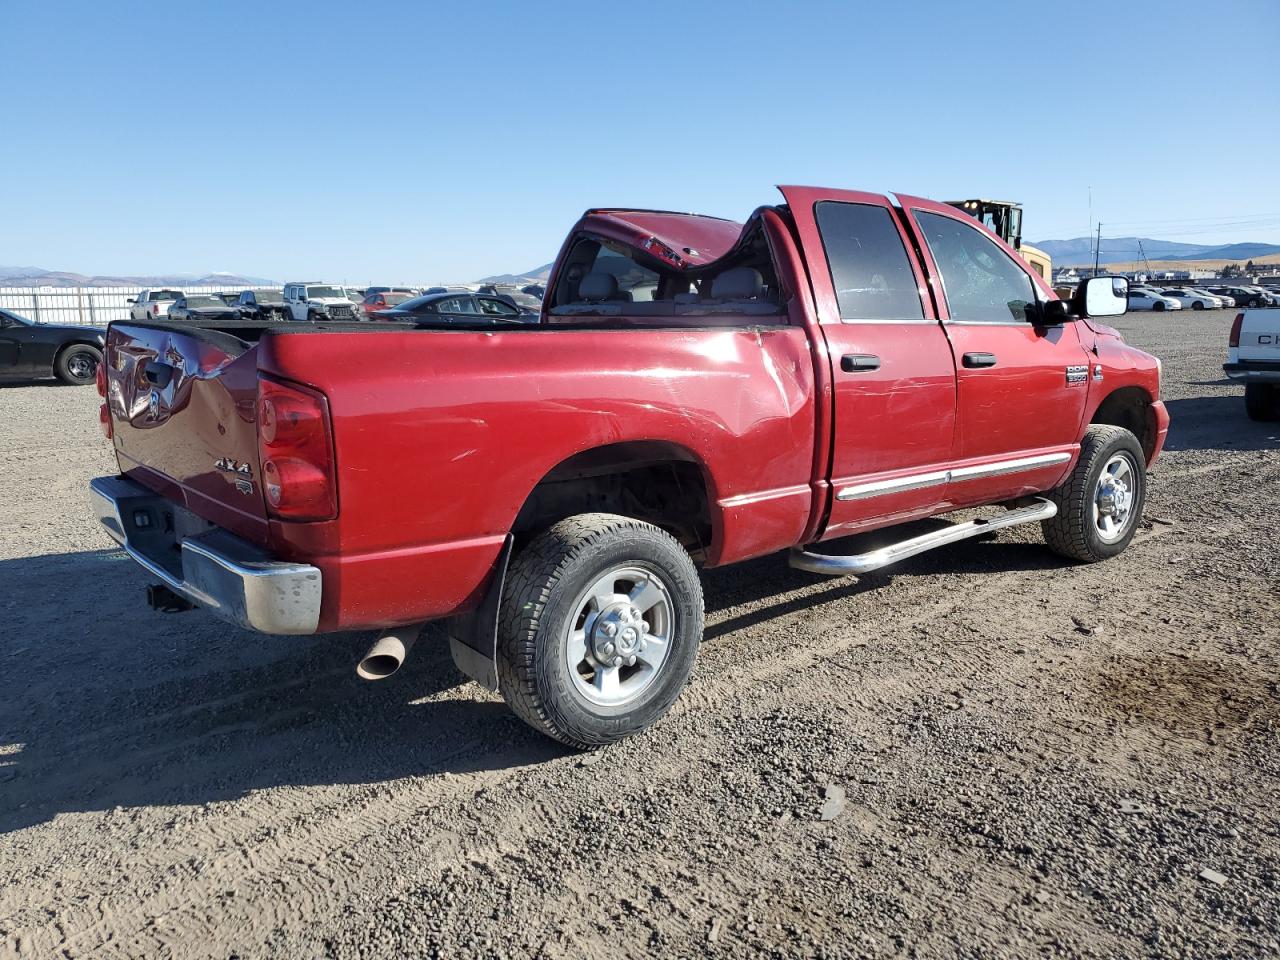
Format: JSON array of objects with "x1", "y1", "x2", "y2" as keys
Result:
[
  {"x1": 513, "y1": 442, "x2": 713, "y2": 562},
  {"x1": 1091, "y1": 387, "x2": 1155, "y2": 460}
]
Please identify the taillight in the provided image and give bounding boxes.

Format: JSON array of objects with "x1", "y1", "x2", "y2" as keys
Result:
[
  {"x1": 98, "y1": 403, "x2": 113, "y2": 440},
  {"x1": 95, "y1": 360, "x2": 107, "y2": 397},
  {"x1": 1229, "y1": 312, "x2": 1244, "y2": 348},
  {"x1": 257, "y1": 376, "x2": 337, "y2": 521}
]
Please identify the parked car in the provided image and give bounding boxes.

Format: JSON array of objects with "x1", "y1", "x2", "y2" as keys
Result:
[
  {"x1": 1245, "y1": 286, "x2": 1280, "y2": 306},
  {"x1": 91, "y1": 186, "x2": 1167, "y2": 749},
  {"x1": 236, "y1": 289, "x2": 289, "y2": 321},
  {"x1": 521, "y1": 284, "x2": 546, "y2": 299},
  {"x1": 1161, "y1": 288, "x2": 1220, "y2": 310},
  {"x1": 372, "y1": 291, "x2": 534, "y2": 323},
  {"x1": 0, "y1": 308, "x2": 105, "y2": 385},
  {"x1": 1210, "y1": 286, "x2": 1267, "y2": 308},
  {"x1": 1225, "y1": 309, "x2": 1280, "y2": 420},
  {"x1": 166, "y1": 295, "x2": 242, "y2": 323},
  {"x1": 282, "y1": 283, "x2": 360, "y2": 321},
  {"x1": 127, "y1": 289, "x2": 183, "y2": 321},
  {"x1": 1127, "y1": 289, "x2": 1182, "y2": 312},
  {"x1": 359, "y1": 291, "x2": 414, "y2": 319},
  {"x1": 1188, "y1": 287, "x2": 1233, "y2": 307}
]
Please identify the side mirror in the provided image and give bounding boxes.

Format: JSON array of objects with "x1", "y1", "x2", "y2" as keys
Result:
[
  {"x1": 1075, "y1": 276, "x2": 1128, "y2": 318},
  {"x1": 126, "y1": 298, "x2": 136, "y2": 304}
]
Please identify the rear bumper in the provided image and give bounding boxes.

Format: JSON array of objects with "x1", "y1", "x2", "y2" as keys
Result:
[
  {"x1": 89, "y1": 475, "x2": 322, "y2": 634},
  {"x1": 1224, "y1": 361, "x2": 1280, "y2": 383}
]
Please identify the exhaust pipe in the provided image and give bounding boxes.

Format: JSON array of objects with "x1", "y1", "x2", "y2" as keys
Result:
[{"x1": 356, "y1": 625, "x2": 422, "y2": 681}]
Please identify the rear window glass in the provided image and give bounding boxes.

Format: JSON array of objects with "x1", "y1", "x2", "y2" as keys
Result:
[{"x1": 814, "y1": 202, "x2": 924, "y2": 321}]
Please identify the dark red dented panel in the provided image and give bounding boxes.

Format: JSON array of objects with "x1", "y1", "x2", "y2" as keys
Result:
[
  {"x1": 257, "y1": 324, "x2": 816, "y2": 631},
  {"x1": 106, "y1": 324, "x2": 269, "y2": 542}
]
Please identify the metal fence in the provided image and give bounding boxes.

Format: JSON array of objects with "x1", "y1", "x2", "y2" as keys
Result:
[{"x1": 0, "y1": 286, "x2": 255, "y2": 326}]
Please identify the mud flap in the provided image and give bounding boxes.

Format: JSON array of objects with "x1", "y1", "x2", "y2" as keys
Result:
[{"x1": 447, "y1": 535, "x2": 513, "y2": 693}]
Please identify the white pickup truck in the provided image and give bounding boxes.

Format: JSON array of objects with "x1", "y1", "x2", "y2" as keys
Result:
[
  {"x1": 127, "y1": 289, "x2": 183, "y2": 322},
  {"x1": 1226, "y1": 310, "x2": 1280, "y2": 420}
]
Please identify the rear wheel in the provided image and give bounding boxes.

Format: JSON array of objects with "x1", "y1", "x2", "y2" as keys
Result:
[
  {"x1": 55, "y1": 344, "x2": 102, "y2": 385},
  {"x1": 1245, "y1": 383, "x2": 1280, "y2": 422},
  {"x1": 496, "y1": 513, "x2": 703, "y2": 749},
  {"x1": 1042, "y1": 424, "x2": 1146, "y2": 563}
]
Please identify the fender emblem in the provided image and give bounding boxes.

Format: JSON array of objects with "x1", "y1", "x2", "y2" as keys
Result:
[
  {"x1": 214, "y1": 457, "x2": 253, "y2": 477},
  {"x1": 1065, "y1": 365, "x2": 1088, "y2": 385}
]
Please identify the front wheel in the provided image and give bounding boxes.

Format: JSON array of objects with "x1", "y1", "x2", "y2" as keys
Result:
[
  {"x1": 496, "y1": 513, "x2": 704, "y2": 749},
  {"x1": 1042, "y1": 424, "x2": 1146, "y2": 563},
  {"x1": 1245, "y1": 383, "x2": 1280, "y2": 422},
  {"x1": 55, "y1": 344, "x2": 102, "y2": 385},
  {"x1": 1192, "y1": 300, "x2": 1205, "y2": 310},
  {"x1": 1152, "y1": 301, "x2": 1165, "y2": 312}
]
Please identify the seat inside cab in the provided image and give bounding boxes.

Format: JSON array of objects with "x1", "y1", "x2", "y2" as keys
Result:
[{"x1": 547, "y1": 220, "x2": 786, "y2": 324}]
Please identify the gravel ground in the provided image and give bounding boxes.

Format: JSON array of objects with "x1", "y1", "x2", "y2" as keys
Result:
[{"x1": 1, "y1": 310, "x2": 1277, "y2": 959}]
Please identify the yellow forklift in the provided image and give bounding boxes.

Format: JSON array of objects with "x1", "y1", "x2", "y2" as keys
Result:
[{"x1": 946, "y1": 199, "x2": 1053, "y2": 281}]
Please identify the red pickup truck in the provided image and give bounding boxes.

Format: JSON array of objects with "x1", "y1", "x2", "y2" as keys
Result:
[{"x1": 90, "y1": 186, "x2": 1169, "y2": 748}]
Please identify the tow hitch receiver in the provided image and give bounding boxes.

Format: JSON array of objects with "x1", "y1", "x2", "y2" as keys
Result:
[
  {"x1": 789, "y1": 498, "x2": 1058, "y2": 576},
  {"x1": 147, "y1": 583, "x2": 196, "y2": 613}
]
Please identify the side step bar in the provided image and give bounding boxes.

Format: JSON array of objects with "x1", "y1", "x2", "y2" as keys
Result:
[{"x1": 789, "y1": 498, "x2": 1057, "y2": 577}]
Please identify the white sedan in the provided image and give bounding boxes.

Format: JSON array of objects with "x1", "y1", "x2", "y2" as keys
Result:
[
  {"x1": 1127, "y1": 290, "x2": 1183, "y2": 311},
  {"x1": 1162, "y1": 288, "x2": 1222, "y2": 310}
]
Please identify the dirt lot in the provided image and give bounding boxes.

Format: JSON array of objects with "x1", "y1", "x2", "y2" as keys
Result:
[{"x1": 1, "y1": 310, "x2": 1277, "y2": 959}]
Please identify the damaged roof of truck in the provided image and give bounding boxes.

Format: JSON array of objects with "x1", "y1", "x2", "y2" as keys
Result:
[{"x1": 577, "y1": 208, "x2": 746, "y2": 270}]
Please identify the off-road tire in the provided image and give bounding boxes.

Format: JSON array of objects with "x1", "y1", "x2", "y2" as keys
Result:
[
  {"x1": 496, "y1": 513, "x2": 703, "y2": 749},
  {"x1": 1042, "y1": 424, "x2": 1146, "y2": 563},
  {"x1": 54, "y1": 344, "x2": 102, "y2": 385},
  {"x1": 1245, "y1": 383, "x2": 1280, "y2": 422}
]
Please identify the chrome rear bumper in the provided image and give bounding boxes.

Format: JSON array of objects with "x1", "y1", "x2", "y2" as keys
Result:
[{"x1": 89, "y1": 475, "x2": 322, "y2": 634}]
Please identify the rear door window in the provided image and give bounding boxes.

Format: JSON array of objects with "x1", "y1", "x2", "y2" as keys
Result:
[
  {"x1": 814, "y1": 202, "x2": 925, "y2": 321},
  {"x1": 914, "y1": 212, "x2": 1035, "y2": 323}
]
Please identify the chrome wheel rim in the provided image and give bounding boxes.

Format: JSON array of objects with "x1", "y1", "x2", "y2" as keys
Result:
[
  {"x1": 67, "y1": 352, "x2": 95, "y2": 381},
  {"x1": 564, "y1": 565, "x2": 674, "y2": 707},
  {"x1": 1093, "y1": 453, "x2": 1137, "y2": 543}
]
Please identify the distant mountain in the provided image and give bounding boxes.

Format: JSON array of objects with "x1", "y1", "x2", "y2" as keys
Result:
[
  {"x1": 1034, "y1": 237, "x2": 1280, "y2": 266},
  {"x1": 479, "y1": 262, "x2": 554, "y2": 284},
  {"x1": 0, "y1": 268, "x2": 278, "y2": 288}
]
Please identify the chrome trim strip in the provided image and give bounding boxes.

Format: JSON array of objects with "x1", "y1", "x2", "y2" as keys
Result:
[
  {"x1": 836, "y1": 452, "x2": 1071, "y2": 502},
  {"x1": 949, "y1": 452, "x2": 1072, "y2": 481},
  {"x1": 836, "y1": 470, "x2": 949, "y2": 502}
]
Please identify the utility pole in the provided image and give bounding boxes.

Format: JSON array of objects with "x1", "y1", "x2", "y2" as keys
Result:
[{"x1": 1093, "y1": 222, "x2": 1103, "y2": 276}]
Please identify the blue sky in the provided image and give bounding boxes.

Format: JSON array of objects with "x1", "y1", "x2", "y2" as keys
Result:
[{"x1": 4, "y1": 0, "x2": 1278, "y2": 282}]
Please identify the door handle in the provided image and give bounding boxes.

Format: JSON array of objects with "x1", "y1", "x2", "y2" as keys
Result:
[
  {"x1": 962, "y1": 352, "x2": 997, "y2": 368},
  {"x1": 840, "y1": 354, "x2": 881, "y2": 372}
]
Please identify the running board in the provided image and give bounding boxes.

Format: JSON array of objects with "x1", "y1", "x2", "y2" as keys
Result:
[{"x1": 789, "y1": 499, "x2": 1057, "y2": 577}]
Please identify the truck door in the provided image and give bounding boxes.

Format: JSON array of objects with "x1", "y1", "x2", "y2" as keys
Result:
[
  {"x1": 897, "y1": 195, "x2": 1091, "y2": 505},
  {"x1": 779, "y1": 187, "x2": 957, "y2": 541}
]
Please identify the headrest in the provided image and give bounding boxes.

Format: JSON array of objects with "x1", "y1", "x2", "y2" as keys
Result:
[
  {"x1": 711, "y1": 267, "x2": 763, "y2": 300},
  {"x1": 578, "y1": 272, "x2": 618, "y2": 302}
]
